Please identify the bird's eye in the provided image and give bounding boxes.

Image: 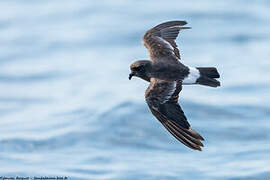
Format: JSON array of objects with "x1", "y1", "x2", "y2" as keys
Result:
[{"x1": 133, "y1": 66, "x2": 142, "y2": 71}]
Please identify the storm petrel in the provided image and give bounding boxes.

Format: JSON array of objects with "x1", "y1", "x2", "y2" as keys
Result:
[{"x1": 129, "y1": 21, "x2": 220, "y2": 151}]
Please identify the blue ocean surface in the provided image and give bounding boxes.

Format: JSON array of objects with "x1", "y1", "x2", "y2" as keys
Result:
[{"x1": 0, "y1": 0, "x2": 270, "y2": 179}]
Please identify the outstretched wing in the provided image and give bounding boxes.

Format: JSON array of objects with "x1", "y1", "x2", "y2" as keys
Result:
[
  {"x1": 142, "y1": 21, "x2": 190, "y2": 61},
  {"x1": 145, "y1": 79, "x2": 204, "y2": 151}
]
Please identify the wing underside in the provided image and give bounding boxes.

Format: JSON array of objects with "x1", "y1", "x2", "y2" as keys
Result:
[{"x1": 145, "y1": 79, "x2": 204, "y2": 151}]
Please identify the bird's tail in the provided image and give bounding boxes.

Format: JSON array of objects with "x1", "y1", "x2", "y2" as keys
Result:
[
  {"x1": 183, "y1": 67, "x2": 220, "y2": 87},
  {"x1": 196, "y1": 67, "x2": 220, "y2": 87}
]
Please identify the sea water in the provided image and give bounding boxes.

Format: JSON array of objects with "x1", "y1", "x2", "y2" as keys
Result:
[{"x1": 0, "y1": 0, "x2": 270, "y2": 179}]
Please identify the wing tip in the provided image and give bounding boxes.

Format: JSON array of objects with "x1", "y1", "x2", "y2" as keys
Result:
[
  {"x1": 164, "y1": 121, "x2": 205, "y2": 151},
  {"x1": 151, "y1": 20, "x2": 189, "y2": 31},
  {"x1": 177, "y1": 20, "x2": 188, "y2": 25},
  {"x1": 173, "y1": 20, "x2": 188, "y2": 25},
  {"x1": 161, "y1": 20, "x2": 188, "y2": 25},
  {"x1": 147, "y1": 98, "x2": 205, "y2": 152},
  {"x1": 180, "y1": 26, "x2": 191, "y2": 30},
  {"x1": 189, "y1": 128, "x2": 205, "y2": 141}
]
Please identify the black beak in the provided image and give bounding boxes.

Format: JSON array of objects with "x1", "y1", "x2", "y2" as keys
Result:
[{"x1": 129, "y1": 72, "x2": 134, "y2": 80}]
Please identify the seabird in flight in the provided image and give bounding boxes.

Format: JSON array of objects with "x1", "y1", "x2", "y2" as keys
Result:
[{"x1": 129, "y1": 21, "x2": 220, "y2": 151}]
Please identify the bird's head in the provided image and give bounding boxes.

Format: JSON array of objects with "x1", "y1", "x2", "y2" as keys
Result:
[{"x1": 129, "y1": 60, "x2": 152, "y2": 81}]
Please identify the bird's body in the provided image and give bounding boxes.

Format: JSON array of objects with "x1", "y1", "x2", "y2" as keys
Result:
[{"x1": 129, "y1": 21, "x2": 220, "y2": 151}]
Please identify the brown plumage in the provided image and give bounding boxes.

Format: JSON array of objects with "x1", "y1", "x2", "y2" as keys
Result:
[
  {"x1": 129, "y1": 21, "x2": 221, "y2": 151},
  {"x1": 145, "y1": 79, "x2": 204, "y2": 151},
  {"x1": 142, "y1": 21, "x2": 190, "y2": 61}
]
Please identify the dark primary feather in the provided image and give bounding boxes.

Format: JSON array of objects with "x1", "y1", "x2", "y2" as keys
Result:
[
  {"x1": 145, "y1": 79, "x2": 204, "y2": 151},
  {"x1": 150, "y1": 21, "x2": 188, "y2": 31},
  {"x1": 142, "y1": 21, "x2": 190, "y2": 61}
]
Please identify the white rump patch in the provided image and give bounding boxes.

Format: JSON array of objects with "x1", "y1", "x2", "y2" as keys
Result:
[{"x1": 182, "y1": 67, "x2": 200, "y2": 84}]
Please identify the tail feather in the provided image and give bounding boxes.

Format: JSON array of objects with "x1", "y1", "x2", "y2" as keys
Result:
[
  {"x1": 183, "y1": 66, "x2": 221, "y2": 88},
  {"x1": 197, "y1": 67, "x2": 220, "y2": 78},
  {"x1": 196, "y1": 75, "x2": 220, "y2": 87},
  {"x1": 196, "y1": 67, "x2": 220, "y2": 87}
]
